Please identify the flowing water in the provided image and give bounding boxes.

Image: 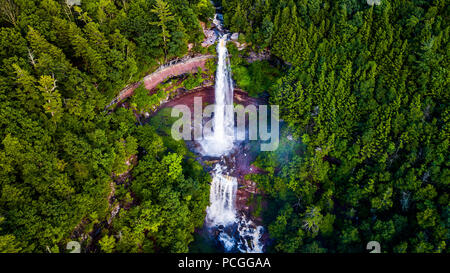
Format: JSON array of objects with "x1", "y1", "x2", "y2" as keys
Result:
[
  {"x1": 206, "y1": 165, "x2": 237, "y2": 226},
  {"x1": 199, "y1": 19, "x2": 234, "y2": 157},
  {"x1": 197, "y1": 12, "x2": 264, "y2": 253}
]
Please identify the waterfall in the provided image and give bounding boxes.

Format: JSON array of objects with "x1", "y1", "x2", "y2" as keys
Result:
[
  {"x1": 199, "y1": 11, "x2": 264, "y2": 253},
  {"x1": 212, "y1": 36, "x2": 234, "y2": 150},
  {"x1": 205, "y1": 164, "x2": 264, "y2": 253},
  {"x1": 199, "y1": 33, "x2": 234, "y2": 157},
  {"x1": 206, "y1": 165, "x2": 237, "y2": 226}
]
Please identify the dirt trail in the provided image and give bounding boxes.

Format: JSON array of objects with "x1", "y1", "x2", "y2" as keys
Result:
[{"x1": 106, "y1": 55, "x2": 214, "y2": 109}]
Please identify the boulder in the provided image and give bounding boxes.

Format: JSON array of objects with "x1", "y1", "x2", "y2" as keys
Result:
[
  {"x1": 230, "y1": 32, "x2": 239, "y2": 41},
  {"x1": 66, "y1": 0, "x2": 81, "y2": 6},
  {"x1": 233, "y1": 41, "x2": 247, "y2": 51}
]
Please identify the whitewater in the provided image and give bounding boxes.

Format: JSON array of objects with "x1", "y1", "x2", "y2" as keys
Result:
[{"x1": 199, "y1": 13, "x2": 264, "y2": 253}]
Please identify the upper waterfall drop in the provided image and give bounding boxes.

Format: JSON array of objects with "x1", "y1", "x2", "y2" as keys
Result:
[{"x1": 199, "y1": 34, "x2": 235, "y2": 156}]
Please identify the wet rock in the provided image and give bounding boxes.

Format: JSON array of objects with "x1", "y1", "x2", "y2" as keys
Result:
[{"x1": 203, "y1": 156, "x2": 221, "y2": 161}]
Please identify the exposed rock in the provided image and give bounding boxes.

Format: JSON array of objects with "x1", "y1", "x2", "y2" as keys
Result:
[
  {"x1": 107, "y1": 204, "x2": 120, "y2": 225},
  {"x1": 367, "y1": 0, "x2": 381, "y2": 6},
  {"x1": 233, "y1": 41, "x2": 247, "y2": 51},
  {"x1": 202, "y1": 29, "x2": 217, "y2": 47},
  {"x1": 246, "y1": 50, "x2": 270, "y2": 63},
  {"x1": 66, "y1": 0, "x2": 81, "y2": 6},
  {"x1": 230, "y1": 32, "x2": 239, "y2": 41}
]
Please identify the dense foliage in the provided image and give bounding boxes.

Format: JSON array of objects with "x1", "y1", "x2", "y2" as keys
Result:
[
  {"x1": 0, "y1": 0, "x2": 448, "y2": 254},
  {"x1": 0, "y1": 0, "x2": 212, "y2": 253},
  {"x1": 105, "y1": 109, "x2": 210, "y2": 253},
  {"x1": 223, "y1": 0, "x2": 449, "y2": 252}
]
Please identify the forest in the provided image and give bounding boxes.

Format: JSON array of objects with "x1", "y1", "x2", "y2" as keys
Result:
[
  {"x1": 0, "y1": 0, "x2": 214, "y2": 253},
  {"x1": 222, "y1": 0, "x2": 448, "y2": 252},
  {"x1": 0, "y1": 0, "x2": 448, "y2": 253}
]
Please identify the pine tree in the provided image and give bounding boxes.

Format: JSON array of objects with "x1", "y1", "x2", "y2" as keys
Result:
[
  {"x1": 150, "y1": 0, "x2": 175, "y2": 62},
  {"x1": 37, "y1": 75, "x2": 62, "y2": 122}
]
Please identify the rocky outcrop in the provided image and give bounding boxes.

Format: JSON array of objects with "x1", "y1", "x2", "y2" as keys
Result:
[
  {"x1": 202, "y1": 29, "x2": 217, "y2": 47},
  {"x1": 200, "y1": 20, "x2": 218, "y2": 47},
  {"x1": 230, "y1": 33, "x2": 239, "y2": 41},
  {"x1": 246, "y1": 50, "x2": 270, "y2": 63},
  {"x1": 233, "y1": 41, "x2": 247, "y2": 51},
  {"x1": 367, "y1": 0, "x2": 381, "y2": 5}
]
